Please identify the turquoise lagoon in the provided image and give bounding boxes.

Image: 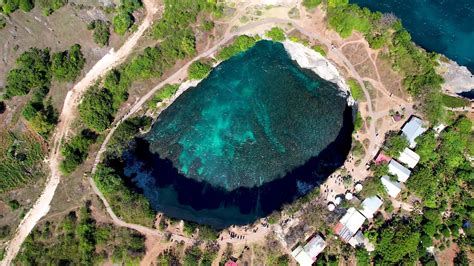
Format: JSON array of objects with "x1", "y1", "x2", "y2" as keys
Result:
[{"x1": 124, "y1": 41, "x2": 353, "y2": 227}]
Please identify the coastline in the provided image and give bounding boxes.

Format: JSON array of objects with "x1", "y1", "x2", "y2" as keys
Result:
[
  {"x1": 438, "y1": 59, "x2": 474, "y2": 97},
  {"x1": 282, "y1": 40, "x2": 355, "y2": 105}
]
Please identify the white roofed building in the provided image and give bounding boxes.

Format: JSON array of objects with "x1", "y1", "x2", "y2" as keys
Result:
[
  {"x1": 381, "y1": 175, "x2": 402, "y2": 198},
  {"x1": 398, "y1": 148, "x2": 420, "y2": 169},
  {"x1": 401, "y1": 116, "x2": 427, "y2": 148},
  {"x1": 291, "y1": 234, "x2": 326, "y2": 266},
  {"x1": 389, "y1": 159, "x2": 411, "y2": 182},
  {"x1": 360, "y1": 196, "x2": 383, "y2": 219},
  {"x1": 334, "y1": 207, "x2": 366, "y2": 242}
]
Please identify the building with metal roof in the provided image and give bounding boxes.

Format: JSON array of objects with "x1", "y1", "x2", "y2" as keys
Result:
[
  {"x1": 381, "y1": 175, "x2": 402, "y2": 198},
  {"x1": 398, "y1": 148, "x2": 420, "y2": 169},
  {"x1": 360, "y1": 196, "x2": 383, "y2": 219},
  {"x1": 389, "y1": 159, "x2": 411, "y2": 182},
  {"x1": 334, "y1": 207, "x2": 366, "y2": 242},
  {"x1": 291, "y1": 234, "x2": 326, "y2": 266},
  {"x1": 401, "y1": 116, "x2": 427, "y2": 148}
]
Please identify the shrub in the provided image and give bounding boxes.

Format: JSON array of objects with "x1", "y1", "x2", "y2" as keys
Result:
[
  {"x1": 78, "y1": 88, "x2": 115, "y2": 132},
  {"x1": 312, "y1": 45, "x2": 326, "y2": 56},
  {"x1": 51, "y1": 44, "x2": 86, "y2": 82},
  {"x1": 188, "y1": 60, "x2": 212, "y2": 80},
  {"x1": 216, "y1": 35, "x2": 258, "y2": 60},
  {"x1": 60, "y1": 129, "x2": 97, "y2": 175},
  {"x1": 265, "y1": 27, "x2": 286, "y2": 42},
  {"x1": 347, "y1": 78, "x2": 365, "y2": 101},
  {"x1": 113, "y1": 11, "x2": 133, "y2": 35},
  {"x1": 88, "y1": 20, "x2": 110, "y2": 47},
  {"x1": 302, "y1": 0, "x2": 321, "y2": 9},
  {"x1": 441, "y1": 94, "x2": 469, "y2": 108}
]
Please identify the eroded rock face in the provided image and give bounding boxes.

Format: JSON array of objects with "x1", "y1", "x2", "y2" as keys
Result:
[{"x1": 439, "y1": 59, "x2": 474, "y2": 95}]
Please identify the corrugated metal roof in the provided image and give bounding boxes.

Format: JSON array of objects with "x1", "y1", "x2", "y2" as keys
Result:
[
  {"x1": 401, "y1": 116, "x2": 427, "y2": 148},
  {"x1": 398, "y1": 148, "x2": 420, "y2": 169},
  {"x1": 389, "y1": 159, "x2": 411, "y2": 182},
  {"x1": 381, "y1": 175, "x2": 401, "y2": 198},
  {"x1": 360, "y1": 196, "x2": 383, "y2": 219}
]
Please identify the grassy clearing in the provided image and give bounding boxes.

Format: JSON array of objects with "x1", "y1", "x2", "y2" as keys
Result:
[
  {"x1": 0, "y1": 131, "x2": 45, "y2": 192},
  {"x1": 347, "y1": 78, "x2": 365, "y2": 101},
  {"x1": 441, "y1": 94, "x2": 469, "y2": 108}
]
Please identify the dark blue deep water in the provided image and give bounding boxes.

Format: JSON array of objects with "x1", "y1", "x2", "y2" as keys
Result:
[
  {"x1": 123, "y1": 41, "x2": 353, "y2": 228},
  {"x1": 351, "y1": 0, "x2": 474, "y2": 73}
]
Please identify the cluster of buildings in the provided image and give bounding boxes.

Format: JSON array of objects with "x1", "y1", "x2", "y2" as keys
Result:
[
  {"x1": 290, "y1": 116, "x2": 428, "y2": 265},
  {"x1": 376, "y1": 116, "x2": 427, "y2": 198}
]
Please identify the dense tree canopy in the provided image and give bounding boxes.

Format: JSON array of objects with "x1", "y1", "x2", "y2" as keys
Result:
[
  {"x1": 60, "y1": 129, "x2": 97, "y2": 174},
  {"x1": 216, "y1": 35, "x2": 258, "y2": 61},
  {"x1": 51, "y1": 44, "x2": 86, "y2": 82},
  {"x1": 78, "y1": 88, "x2": 114, "y2": 132},
  {"x1": 112, "y1": 11, "x2": 133, "y2": 35}
]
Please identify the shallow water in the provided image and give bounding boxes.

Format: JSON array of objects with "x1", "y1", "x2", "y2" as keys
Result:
[
  {"x1": 352, "y1": 0, "x2": 474, "y2": 73},
  {"x1": 124, "y1": 41, "x2": 353, "y2": 227}
]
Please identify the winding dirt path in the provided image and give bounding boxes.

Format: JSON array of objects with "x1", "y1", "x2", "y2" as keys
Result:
[
  {"x1": 87, "y1": 16, "x2": 389, "y2": 257},
  {"x1": 0, "y1": 1, "x2": 160, "y2": 264}
]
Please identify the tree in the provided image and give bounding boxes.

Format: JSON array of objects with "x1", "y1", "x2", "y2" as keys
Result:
[
  {"x1": 78, "y1": 88, "x2": 114, "y2": 132},
  {"x1": 88, "y1": 20, "x2": 110, "y2": 47},
  {"x1": 60, "y1": 129, "x2": 97, "y2": 174},
  {"x1": 384, "y1": 132, "x2": 409, "y2": 157},
  {"x1": 51, "y1": 44, "x2": 86, "y2": 82},
  {"x1": 113, "y1": 11, "x2": 133, "y2": 35},
  {"x1": 0, "y1": 15, "x2": 6, "y2": 29},
  {"x1": 5, "y1": 48, "x2": 51, "y2": 98},
  {"x1": 375, "y1": 221, "x2": 420, "y2": 263},
  {"x1": 188, "y1": 60, "x2": 212, "y2": 80},
  {"x1": 19, "y1": 0, "x2": 34, "y2": 12},
  {"x1": 1, "y1": 0, "x2": 19, "y2": 15},
  {"x1": 359, "y1": 175, "x2": 386, "y2": 198}
]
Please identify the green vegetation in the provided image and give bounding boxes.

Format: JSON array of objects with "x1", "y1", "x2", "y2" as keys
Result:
[
  {"x1": 265, "y1": 27, "x2": 286, "y2": 42},
  {"x1": 152, "y1": 0, "x2": 222, "y2": 39},
  {"x1": 87, "y1": 20, "x2": 110, "y2": 47},
  {"x1": 353, "y1": 111, "x2": 363, "y2": 132},
  {"x1": 188, "y1": 60, "x2": 212, "y2": 80},
  {"x1": 59, "y1": 129, "x2": 97, "y2": 175},
  {"x1": 312, "y1": 45, "x2": 326, "y2": 56},
  {"x1": 407, "y1": 116, "x2": 473, "y2": 208},
  {"x1": 19, "y1": 0, "x2": 33, "y2": 12},
  {"x1": 0, "y1": 131, "x2": 45, "y2": 191},
  {"x1": 51, "y1": 44, "x2": 86, "y2": 82},
  {"x1": 0, "y1": 15, "x2": 6, "y2": 29},
  {"x1": 347, "y1": 78, "x2": 365, "y2": 101},
  {"x1": 441, "y1": 94, "x2": 470, "y2": 108},
  {"x1": 216, "y1": 35, "x2": 258, "y2": 60},
  {"x1": 93, "y1": 164, "x2": 155, "y2": 227},
  {"x1": 147, "y1": 84, "x2": 180, "y2": 109},
  {"x1": 15, "y1": 204, "x2": 146, "y2": 265},
  {"x1": 5, "y1": 48, "x2": 51, "y2": 98},
  {"x1": 302, "y1": 0, "x2": 321, "y2": 9},
  {"x1": 383, "y1": 131, "x2": 409, "y2": 157},
  {"x1": 79, "y1": 87, "x2": 115, "y2": 132},
  {"x1": 92, "y1": 117, "x2": 154, "y2": 226},
  {"x1": 37, "y1": 0, "x2": 67, "y2": 16},
  {"x1": 362, "y1": 115, "x2": 473, "y2": 264},
  {"x1": 113, "y1": 11, "x2": 133, "y2": 35},
  {"x1": 359, "y1": 175, "x2": 385, "y2": 198},
  {"x1": 327, "y1": 2, "x2": 444, "y2": 124},
  {"x1": 106, "y1": 116, "x2": 151, "y2": 158},
  {"x1": 4, "y1": 46, "x2": 85, "y2": 136},
  {"x1": 374, "y1": 217, "x2": 420, "y2": 264},
  {"x1": 112, "y1": 0, "x2": 142, "y2": 35}
]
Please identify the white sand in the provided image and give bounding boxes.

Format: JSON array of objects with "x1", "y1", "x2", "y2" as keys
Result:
[{"x1": 282, "y1": 40, "x2": 355, "y2": 105}]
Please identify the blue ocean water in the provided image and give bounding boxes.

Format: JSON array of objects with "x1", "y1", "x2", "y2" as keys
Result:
[
  {"x1": 351, "y1": 0, "x2": 474, "y2": 73},
  {"x1": 123, "y1": 41, "x2": 353, "y2": 227}
]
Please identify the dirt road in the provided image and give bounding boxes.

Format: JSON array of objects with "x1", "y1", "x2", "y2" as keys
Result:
[{"x1": 0, "y1": 1, "x2": 160, "y2": 264}]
